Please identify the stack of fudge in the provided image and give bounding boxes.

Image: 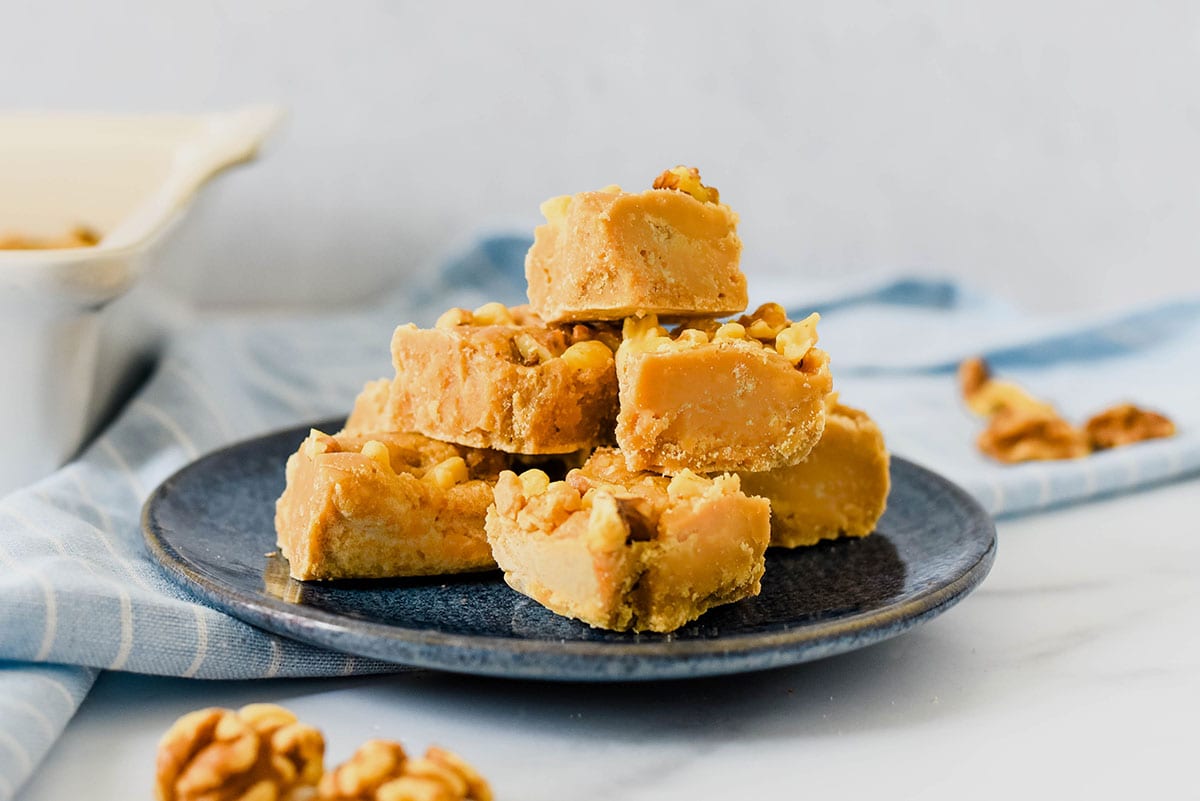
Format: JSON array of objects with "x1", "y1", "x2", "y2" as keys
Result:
[{"x1": 275, "y1": 167, "x2": 890, "y2": 633}]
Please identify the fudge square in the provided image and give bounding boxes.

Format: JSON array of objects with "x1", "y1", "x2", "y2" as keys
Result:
[
  {"x1": 739, "y1": 397, "x2": 890, "y2": 548},
  {"x1": 275, "y1": 428, "x2": 508, "y2": 580},
  {"x1": 524, "y1": 168, "x2": 748, "y2": 323},
  {"x1": 614, "y1": 304, "x2": 834, "y2": 475},
  {"x1": 485, "y1": 451, "x2": 770, "y2": 633},
  {"x1": 388, "y1": 303, "x2": 619, "y2": 454}
]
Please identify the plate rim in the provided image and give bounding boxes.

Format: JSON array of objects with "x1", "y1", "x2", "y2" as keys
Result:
[{"x1": 142, "y1": 421, "x2": 997, "y2": 675}]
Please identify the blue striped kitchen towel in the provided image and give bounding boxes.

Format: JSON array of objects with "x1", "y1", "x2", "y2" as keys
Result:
[{"x1": 1, "y1": 234, "x2": 1197, "y2": 798}]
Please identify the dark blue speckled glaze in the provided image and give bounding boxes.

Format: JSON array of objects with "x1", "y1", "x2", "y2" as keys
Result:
[{"x1": 142, "y1": 420, "x2": 996, "y2": 682}]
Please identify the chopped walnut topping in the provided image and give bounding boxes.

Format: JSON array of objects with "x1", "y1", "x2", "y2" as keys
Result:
[
  {"x1": 666, "y1": 469, "x2": 713, "y2": 501},
  {"x1": 612, "y1": 495, "x2": 657, "y2": 542},
  {"x1": 435, "y1": 308, "x2": 474, "y2": 329},
  {"x1": 560, "y1": 339, "x2": 613, "y2": 370},
  {"x1": 1084, "y1": 403, "x2": 1176, "y2": 449},
  {"x1": 305, "y1": 431, "x2": 333, "y2": 458},
  {"x1": 625, "y1": 308, "x2": 821, "y2": 366},
  {"x1": 674, "y1": 328, "x2": 710, "y2": 347},
  {"x1": 317, "y1": 740, "x2": 491, "y2": 801},
  {"x1": 512, "y1": 331, "x2": 554, "y2": 365},
  {"x1": 714, "y1": 322, "x2": 746, "y2": 340},
  {"x1": 678, "y1": 318, "x2": 721, "y2": 338},
  {"x1": 586, "y1": 493, "x2": 634, "y2": 544},
  {"x1": 651, "y1": 166, "x2": 720, "y2": 204},
  {"x1": 361, "y1": 441, "x2": 392, "y2": 471},
  {"x1": 471, "y1": 303, "x2": 515, "y2": 326},
  {"x1": 568, "y1": 323, "x2": 622, "y2": 352},
  {"x1": 516, "y1": 468, "x2": 551, "y2": 498},
  {"x1": 738, "y1": 303, "x2": 789, "y2": 340},
  {"x1": 155, "y1": 704, "x2": 324, "y2": 801},
  {"x1": 622, "y1": 314, "x2": 669, "y2": 342},
  {"x1": 977, "y1": 409, "x2": 1091, "y2": 463},
  {"x1": 774, "y1": 314, "x2": 820, "y2": 365},
  {"x1": 422, "y1": 457, "x2": 469, "y2": 490}
]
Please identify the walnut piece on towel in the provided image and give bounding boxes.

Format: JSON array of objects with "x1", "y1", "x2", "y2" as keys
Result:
[
  {"x1": 1085, "y1": 403, "x2": 1176, "y2": 449},
  {"x1": 958, "y1": 357, "x2": 1176, "y2": 464},
  {"x1": 977, "y1": 408, "x2": 1091, "y2": 464},
  {"x1": 957, "y1": 356, "x2": 1056, "y2": 419}
]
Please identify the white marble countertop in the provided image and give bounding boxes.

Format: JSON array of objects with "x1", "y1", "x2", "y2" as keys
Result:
[{"x1": 19, "y1": 476, "x2": 1198, "y2": 800}]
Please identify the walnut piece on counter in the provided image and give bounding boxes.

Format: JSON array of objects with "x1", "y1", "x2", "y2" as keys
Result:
[
  {"x1": 155, "y1": 704, "x2": 324, "y2": 801},
  {"x1": 1085, "y1": 403, "x2": 1176, "y2": 449},
  {"x1": 976, "y1": 408, "x2": 1091, "y2": 464},
  {"x1": 317, "y1": 739, "x2": 492, "y2": 801}
]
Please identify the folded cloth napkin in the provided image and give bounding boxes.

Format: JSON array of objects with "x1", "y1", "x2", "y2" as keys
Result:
[{"x1": 2, "y1": 235, "x2": 1197, "y2": 798}]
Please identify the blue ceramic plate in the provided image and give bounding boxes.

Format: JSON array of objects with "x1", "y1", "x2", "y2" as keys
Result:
[{"x1": 143, "y1": 420, "x2": 996, "y2": 682}]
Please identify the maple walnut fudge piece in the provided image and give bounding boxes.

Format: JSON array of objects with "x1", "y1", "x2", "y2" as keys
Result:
[
  {"x1": 485, "y1": 455, "x2": 771, "y2": 633},
  {"x1": 275, "y1": 429, "x2": 509, "y2": 580},
  {"x1": 614, "y1": 304, "x2": 833, "y2": 474},
  {"x1": 525, "y1": 167, "x2": 747, "y2": 323},
  {"x1": 738, "y1": 398, "x2": 890, "y2": 548},
  {"x1": 388, "y1": 303, "x2": 619, "y2": 454}
]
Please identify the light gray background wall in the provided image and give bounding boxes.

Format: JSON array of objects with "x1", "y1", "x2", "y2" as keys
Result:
[{"x1": 7, "y1": 1, "x2": 1200, "y2": 313}]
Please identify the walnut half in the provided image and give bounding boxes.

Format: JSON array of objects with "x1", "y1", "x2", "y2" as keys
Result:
[
  {"x1": 958, "y1": 356, "x2": 1056, "y2": 418},
  {"x1": 317, "y1": 739, "x2": 492, "y2": 801},
  {"x1": 977, "y1": 409, "x2": 1091, "y2": 464},
  {"x1": 156, "y1": 704, "x2": 324, "y2": 801},
  {"x1": 1085, "y1": 403, "x2": 1176, "y2": 449}
]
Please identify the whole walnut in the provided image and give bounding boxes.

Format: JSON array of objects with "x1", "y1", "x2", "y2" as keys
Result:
[
  {"x1": 156, "y1": 704, "x2": 324, "y2": 801},
  {"x1": 318, "y1": 739, "x2": 492, "y2": 801}
]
